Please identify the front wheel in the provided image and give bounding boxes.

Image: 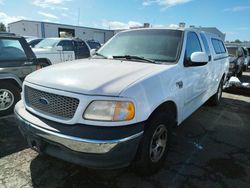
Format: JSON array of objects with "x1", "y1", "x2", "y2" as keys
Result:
[
  {"x1": 0, "y1": 83, "x2": 21, "y2": 116},
  {"x1": 133, "y1": 112, "x2": 173, "y2": 176}
]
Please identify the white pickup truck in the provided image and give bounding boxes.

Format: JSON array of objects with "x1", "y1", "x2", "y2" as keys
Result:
[
  {"x1": 15, "y1": 28, "x2": 229, "y2": 175},
  {"x1": 33, "y1": 38, "x2": 91, "y2": 64}
]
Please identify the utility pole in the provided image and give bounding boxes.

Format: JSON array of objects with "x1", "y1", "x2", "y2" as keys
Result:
[{"x1": 77, "y1": 8, "x2": 80, "y2": 26}]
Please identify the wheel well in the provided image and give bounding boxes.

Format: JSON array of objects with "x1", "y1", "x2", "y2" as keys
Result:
[
  {"x1": 222, "y1": 73, "x2": 225, "y2": 81},
  {"x1": 0, "y1": 79, "x2": 22, "y2": 91},
  {"x1": 221, "y1": 73, "x2": 226, "y2": 84},
  {"x1": 148, "y1": 101, "x2": 178, "y2": 125}
]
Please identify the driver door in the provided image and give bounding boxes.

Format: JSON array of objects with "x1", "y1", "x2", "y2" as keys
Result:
[
  {"x1": 57, "y1": 40, "x2": 75, "y2": 62},
  {"x1": 182, "y1": 31, "x2": 209, "y2": 119}
]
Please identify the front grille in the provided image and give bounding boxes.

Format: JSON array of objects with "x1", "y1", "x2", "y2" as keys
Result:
[{"x1": 24, "y1": 86, "x2": 79, "y2": 120}]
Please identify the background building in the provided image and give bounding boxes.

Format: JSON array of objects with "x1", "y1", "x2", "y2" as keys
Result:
[
  {"x1": 8, "y1": 20, "x2": 115, "y2": 43},
  {"x1": 8, "y1": 20, "x2": 226, "y2": 43}
]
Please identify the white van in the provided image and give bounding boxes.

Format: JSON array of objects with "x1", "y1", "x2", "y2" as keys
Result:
[
  {"x1": 15, "y1": 28, "x2": 229, "y2": 175},
  {"x1": 33, "y1": 38, "x2": 91, "y2": 64}
]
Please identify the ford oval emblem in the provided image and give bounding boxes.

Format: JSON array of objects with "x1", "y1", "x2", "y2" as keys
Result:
[{"x1": 39, "y1": 97, "x2": 49, "y2": 105}]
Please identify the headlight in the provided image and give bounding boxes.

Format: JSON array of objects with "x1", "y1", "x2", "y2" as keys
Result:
[{"x1": 83, "y1": 101, "x2": 135, "y2": 121}]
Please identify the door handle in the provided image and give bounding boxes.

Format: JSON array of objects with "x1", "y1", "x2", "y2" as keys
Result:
[{"x1": 176, "y1": 81, "x2": 183, "y2": 88}]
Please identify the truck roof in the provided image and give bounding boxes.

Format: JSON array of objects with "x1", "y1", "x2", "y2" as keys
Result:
[
  {"x1": 44, "y1": 37, "x2": 73, "y2": 41},
  {"x1": 0, "y1": 32, "x2": 16, "y2": 37},
  {"x1": 119, "y1": 27, "x2": 223, "y2": 40}
]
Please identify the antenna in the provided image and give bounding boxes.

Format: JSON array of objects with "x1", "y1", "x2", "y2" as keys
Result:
[{"x1": 77, "y1": 8, "x2": 80, "y2": 26}]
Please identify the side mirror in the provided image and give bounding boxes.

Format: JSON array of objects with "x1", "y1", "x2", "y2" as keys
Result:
[
  {"x1": 188, "y1": 52, "x2": 208, "y2": 66},
  {"x1": 90, "y1": 49, "x2": 97, "y2": 56},
  {"x1": 55, "y1": 45, "x2": 63, "y2": 51}
]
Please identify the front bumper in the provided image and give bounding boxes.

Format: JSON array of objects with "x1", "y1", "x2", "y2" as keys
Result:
[{"x1": 15, "y1": 101, "x2": 144, "y2": 169}]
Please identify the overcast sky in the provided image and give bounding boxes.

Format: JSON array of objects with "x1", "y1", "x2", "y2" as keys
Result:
[{"x1": 0, "y1": 0, "x2": 250, "y2": 41}]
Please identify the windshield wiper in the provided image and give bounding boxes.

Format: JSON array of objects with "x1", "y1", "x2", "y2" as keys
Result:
[
  {"x1": 113, "y1": 55, "x2": 156, "y2": 64},
  {"x1": 94, "y1": 52, "x2": 108, "y2": 59}
]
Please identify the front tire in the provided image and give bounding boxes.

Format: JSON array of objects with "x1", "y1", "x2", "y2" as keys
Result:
[
  {"x1": 133, "y1": 112, "x2": 174, "y2": 176},
  {"x1": 0, "y1": 83, "x2": 21, "y2": 116}
]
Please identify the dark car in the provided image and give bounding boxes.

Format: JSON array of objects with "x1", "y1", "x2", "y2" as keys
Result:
[
  {"x1": 243, "y1": 47, "x2": 250, "y2": 71},
  {"x1": 26, "y1": 38, "x2": 43, "y2": 48},
  {"x1": 87, "y1": 40, "x2": 101, "y2": 50},
  {"x1": 226, "y1": 46, "x2": 245, "y2": 77},
  {"x1": 0, "y1": 32, "x2": 16, "y2": 36},
  {"x1": 247, "y1": 47, "x2": 250, "y2": 56},
  {"x1": 0, "y1": 35, "x2": 50, "y2": 116}
]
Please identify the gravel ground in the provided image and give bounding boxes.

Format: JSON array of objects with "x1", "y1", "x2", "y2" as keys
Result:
[{"x1": 0, "y1": 71, "x2": 250, "y2": 188}]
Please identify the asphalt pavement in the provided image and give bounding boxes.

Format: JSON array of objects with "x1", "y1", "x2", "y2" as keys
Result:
[{"x1": 0, "y1": 72, "x2": 250, "y2": 188}]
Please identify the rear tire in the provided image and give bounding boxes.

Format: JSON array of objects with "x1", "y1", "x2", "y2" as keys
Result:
[
  {"x1": 237, "y1": 70, "x2": 243, "y2": 77},
  {"x1": 243, "y1": 65, "x2": 247, "y2": 72},
  {"x1": 208, "y1": 78, "x2": 223, "y2": 106},
  {"x1": 0, "y1": 82, "x2": 21, "y2": 116},
  {"x1": 133, "y1": 111, "x2": 174, "y2": 176}
]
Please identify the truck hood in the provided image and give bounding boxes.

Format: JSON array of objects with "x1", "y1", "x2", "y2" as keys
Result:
[{"x1": 25, "y1": 58, "x2": 173, "y2": 96}]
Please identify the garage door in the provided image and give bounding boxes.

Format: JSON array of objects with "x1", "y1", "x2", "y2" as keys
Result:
[{"x1": 94, "y1": 32, "x2": 105, "y2": 44}]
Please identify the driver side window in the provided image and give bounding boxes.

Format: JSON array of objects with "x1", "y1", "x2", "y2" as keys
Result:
[
  {"x1": 185, "y1": 32, "x2": 202, "y2": 61},
  {"x1": 0, "y1": 39, "x2": 27, "y2": 61},
  {"x1": 58, "y1": 40, "x2": 74, "y2": 51}
]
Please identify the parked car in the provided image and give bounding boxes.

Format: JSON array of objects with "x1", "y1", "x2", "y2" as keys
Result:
[
  {"x1": 25, "y1": 37, "x2": 43, "y2": 48},
  {"x1": 15, "y1": 28, "x2": 229, "y2": 175},
  {"x1": 226, "y1": 46, "x2": 245, "y2": 77},
  {"x1": 247, "y1": 47, "x2": 250, "y2": 69},
  {"x1": 247, "y1": 47, "x2": 250, "y2": 58},
  {"x1": 0, "y1": 34, "x2": 50, "y2": 116},
  {"x1": 243, "y1": 47, "x2": 250, "y2": 71},
  {"x1": 0, "y1": 32, "x2": 16, "y2": 36},
  {"x1": 86, "y1": 40, "x2": 101, "y2": 50},
  {"x1": 32, "y1": 38, "x2": 91, "y2": 64}
]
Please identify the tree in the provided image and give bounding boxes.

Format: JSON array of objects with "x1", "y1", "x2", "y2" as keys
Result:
[
  {"x1": 0, "y1": 22, "x2": 6, "y2": 32},
  {"x1": 234, "y1": 39, "x2": 242, "y2": 43}
]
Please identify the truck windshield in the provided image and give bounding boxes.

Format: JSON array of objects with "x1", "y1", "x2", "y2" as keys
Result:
[
  {"x1": 98, "y1": 29, "x2": 183, "y2": 63},
  {"x1": 35, "y1": 38, "x2": 60, "y2": 49}
]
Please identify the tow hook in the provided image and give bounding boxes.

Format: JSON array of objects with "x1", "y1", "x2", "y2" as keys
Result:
[{"x1": 27, "y1": 137, "x2": 44, "y2": 154}]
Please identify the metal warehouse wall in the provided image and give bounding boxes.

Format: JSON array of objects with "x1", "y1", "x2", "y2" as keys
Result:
[
  {"x1": 9, "y1": 20, "x2": 42, "y2": 38},
  {"x1": 43, "y1": 22, "x2": 114, "y2": 43},
  {"x1": 8, "y1": 20, "x2": 114, "y2": 43}
]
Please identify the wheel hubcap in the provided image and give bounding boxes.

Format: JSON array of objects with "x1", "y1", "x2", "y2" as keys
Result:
[
  {"x1": 149, "y1": 124, "x2": 168, "y2": 163},
  {"x1": 0, "y1": 89, "x2": 14, "y2": 111}
]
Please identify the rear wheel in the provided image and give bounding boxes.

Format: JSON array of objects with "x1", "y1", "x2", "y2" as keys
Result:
[
  {"x1": 0, "y1": 82, "x2": 21, "y2": 116},
  {"x1": 237, "y1": 70, "x2": 243, "y2": 77},
  {"x1": 133, "y1": 112, "x2": 174, "y2": 176},
  {"x1": 208, "y1": 78, "x2": 223, "y2": 106},
  {"x1": 243, "y1": 65, "x2": 247, "y2": 72}
]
